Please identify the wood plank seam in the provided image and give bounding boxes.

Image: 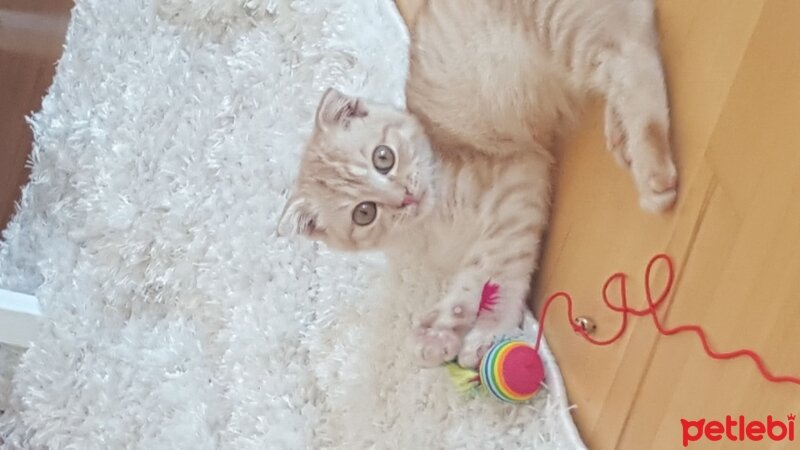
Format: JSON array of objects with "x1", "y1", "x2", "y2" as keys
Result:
[{"x1": 614, "y1": 175, "x2": 718, "y2": 447}]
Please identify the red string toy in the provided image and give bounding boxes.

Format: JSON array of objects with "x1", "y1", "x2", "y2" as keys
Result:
[
  {"x1": 534, "y1": 253, "x2": 800, "y2": 386},
  {"x1": 449, "y1": 253, "x2": 799, "y2": 403}
]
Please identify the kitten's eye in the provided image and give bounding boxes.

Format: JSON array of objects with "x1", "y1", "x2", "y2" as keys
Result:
[
  {"x1": 352, "y1": 201, "x2": 377, "y2": 226},
  {"x1": 372, "y1": 145, "x2": 395, "y2": 174}
]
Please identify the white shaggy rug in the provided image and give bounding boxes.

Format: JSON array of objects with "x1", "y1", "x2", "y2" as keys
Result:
[{"x1": 0, "y1": 0, "x2": 585, "y2": 448}]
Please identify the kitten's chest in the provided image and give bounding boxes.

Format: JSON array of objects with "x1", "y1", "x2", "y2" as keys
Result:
[
  {"x1": 398, "y1": 197, "x2": 486, "y2": 278},
  {"x1": 419, "y1": 216, "x2": 481, "y2": 271},
  {"x1": 389, "y1": 155, "x2": 544, "y2": 276}
]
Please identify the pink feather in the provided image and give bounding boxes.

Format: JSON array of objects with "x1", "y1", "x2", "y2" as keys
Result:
[{"x1": 479, "y1": 281, "x2": 500, "y2": 315}]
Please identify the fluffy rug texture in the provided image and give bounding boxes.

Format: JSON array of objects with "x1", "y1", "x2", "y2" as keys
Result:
[{"x1": 0, "y1": 0, "x2": 585, "y2": 448}]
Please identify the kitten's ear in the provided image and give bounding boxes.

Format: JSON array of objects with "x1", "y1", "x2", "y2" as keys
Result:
[
  {"x1": 277, "y1": 194, "x2": 322, "y2": 238},
  {"x1": 315, "y1": 88, "x2": 367, "y2": 131}
]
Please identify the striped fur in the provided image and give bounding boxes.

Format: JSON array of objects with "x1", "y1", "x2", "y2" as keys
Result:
[{"x1": 280, "y1": 0, "x2": 677, "y2": 368}]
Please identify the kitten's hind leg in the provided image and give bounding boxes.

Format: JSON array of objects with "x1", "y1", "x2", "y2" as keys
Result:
[{"x1": 593, "y1": 41, "x2": 678, "y2": 213}]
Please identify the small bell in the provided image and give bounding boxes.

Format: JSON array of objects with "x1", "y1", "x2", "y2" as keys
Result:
[{"x1": 574, "y1": 316, "x2": 596, "y2": 335}]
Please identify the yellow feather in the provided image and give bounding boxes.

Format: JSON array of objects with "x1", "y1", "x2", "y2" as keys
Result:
[{"x1": 446, "y1": 362, "x2": 481, "y2": 393}]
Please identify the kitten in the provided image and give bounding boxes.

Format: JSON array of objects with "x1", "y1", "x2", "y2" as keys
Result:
[{"x1": 279, "y1": 0, "x2": 677, "y2": 369}]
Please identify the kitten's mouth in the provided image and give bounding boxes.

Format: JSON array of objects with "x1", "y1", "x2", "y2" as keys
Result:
[
  {"x1": 399, "y1": 190, "x2": 427, "y2": 219},
  {"x1": 401, "y1": 195, "x2": 418, "y2": 208},
  {"x1": 400, "y1": 187, "x2": 425, "y2": 207},
  {"x1": 402, "y1": 188, "x2": 426, "y2": 205}
]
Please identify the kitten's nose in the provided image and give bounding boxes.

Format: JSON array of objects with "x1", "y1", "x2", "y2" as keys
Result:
[{"x1": 401, "y1": 195, "x2": 418, "y2": 207}]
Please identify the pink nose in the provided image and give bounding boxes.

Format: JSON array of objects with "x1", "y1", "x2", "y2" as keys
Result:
[{"x1": 401, "y1": 195, "x2": 418, "y2": 207}]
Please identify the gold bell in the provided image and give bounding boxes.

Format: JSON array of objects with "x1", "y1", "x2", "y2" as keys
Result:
[{"x1": 574, "y1": 316, "x2": 596, "y2": 335}]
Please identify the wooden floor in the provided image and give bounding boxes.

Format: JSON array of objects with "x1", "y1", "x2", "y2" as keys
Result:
[
  {"x1": 398, "y1": 1, "x2": 800, "y2": 449},
  {"x1": 0, "y1": 0, "x2": 72, "y2": 231}
]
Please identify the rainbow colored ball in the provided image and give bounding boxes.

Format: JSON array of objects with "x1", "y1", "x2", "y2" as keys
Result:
[{"x1": 479, "y1": 339, "x2": 545, "y2": 403}]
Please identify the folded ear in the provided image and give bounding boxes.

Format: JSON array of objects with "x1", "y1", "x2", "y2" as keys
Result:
[
  {"x1": 277, "y1": 193, "x2": 321, "y2": 238},
  {"x1": 315, "y1": 88, "x2": 367, "y2": 132}
]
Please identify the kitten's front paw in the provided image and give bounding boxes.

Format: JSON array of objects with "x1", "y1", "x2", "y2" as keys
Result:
[
  {"x1": 412, "y1": 325, "x2": 462, "y2": 367},
  {"x1": 635, "y1": 159, "x2": 678, "y2": 213},
  {"x1": 457, "y1": 327, "x2": 501, "y2": 369}
]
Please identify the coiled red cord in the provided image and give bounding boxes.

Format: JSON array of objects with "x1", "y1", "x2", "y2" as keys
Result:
[{"x1": 533, "y1": 253, "x2": 800, "y2": 386}]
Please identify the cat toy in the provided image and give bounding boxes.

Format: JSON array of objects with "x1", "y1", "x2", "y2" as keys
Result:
[
  {"x1": 448, "y1": 253, "x2": 800, "y2": 403},
  {"x1": 447, "y1": 338, "x2": 545, "y2": 403},
  {"x1": 446, "y1": 283, "x2": 546, "y2": 403}
]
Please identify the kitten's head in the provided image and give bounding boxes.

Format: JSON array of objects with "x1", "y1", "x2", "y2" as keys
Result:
[{"x1": 278, "y1": 88, "x2": 436, "y2": 251}]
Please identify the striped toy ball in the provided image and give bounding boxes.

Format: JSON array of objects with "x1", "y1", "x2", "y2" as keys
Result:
[{"x1": 479, "y1": 339, "x2": 545, "y2": 403}]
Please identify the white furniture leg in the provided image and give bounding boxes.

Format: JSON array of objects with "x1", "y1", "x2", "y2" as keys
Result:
[{"x1": 0, "y1": 288, "x2": 41, "y2": 348}]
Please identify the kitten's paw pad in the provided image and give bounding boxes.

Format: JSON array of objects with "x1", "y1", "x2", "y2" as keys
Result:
[
  {"x1": 425, "y1": 302, "x2": 474, "y2": 329},
  {"x1": 452, "y1": 305, "x2": 466, "y2": 319},
  {"x1": 412, "y1": 326, "x2": 462, "y2": 368},
  {"x1": 457, "y1": 328, "x2": 499, "y2": 369}
]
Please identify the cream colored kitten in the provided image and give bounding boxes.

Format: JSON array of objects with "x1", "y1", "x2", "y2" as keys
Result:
[{"x1": 279, "y1": 0, "x2": 677, "y2": 368}]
